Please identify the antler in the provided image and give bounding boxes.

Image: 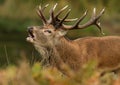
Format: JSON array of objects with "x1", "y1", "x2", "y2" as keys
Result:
[
  {"x1": 36, "y1": 4, "x2": 105, "y2": 34},
  {"x1": 36, "y1": 4, "x2": 49, "y2": 25},
  {"x1": 62, "y1": 8, "x2": 105, "y2": 34},
  {"x1": 37, "y1": 3, "x2": 78, "y2": 25},
  {"x1": 49, "y1": 4, "x2": 78, "y2": 25},
  {"x1": 54, "y1": 5, "x2": 77, "y2": 22},
  {"x1": 58, "y1": 9, "x2": 71, "y2": 26},
  {"x1": 49, "y1": 3, "x2": 58, "y2": 25}
]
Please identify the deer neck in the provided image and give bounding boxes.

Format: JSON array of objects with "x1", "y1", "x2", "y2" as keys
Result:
[
  {"x1": 55, "y1": 37, "x2": 71, "y2": 49},
  {"x1": 55, "y1": 37, "x2": 82, "y2": 69},
  {"x1": 55, "y1": 37, "x2": 75, "y2": 58},
  {"x1": 34, "y1": 38, "x2": 63, "y2": 67}
]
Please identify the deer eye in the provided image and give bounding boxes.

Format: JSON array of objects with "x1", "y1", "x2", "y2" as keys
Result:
[
  {"x1": 43, "y1": 29, "x2": 53, "y2": 36},
  {"x1": 44, "y1": 30, "x2": 52, "y2": 33}
]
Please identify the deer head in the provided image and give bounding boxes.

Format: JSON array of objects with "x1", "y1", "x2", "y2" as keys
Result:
[{"x1": 26, "y1": 3, "x2": 105, "y2": 47}]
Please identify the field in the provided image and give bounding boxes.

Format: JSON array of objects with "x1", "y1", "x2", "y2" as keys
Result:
[
  {"x1": 0, "y1": 0, "x2": 120, "y2": 84},
  {"x1": 0, "y1": 61, "x2": 120, "y2": 85}
]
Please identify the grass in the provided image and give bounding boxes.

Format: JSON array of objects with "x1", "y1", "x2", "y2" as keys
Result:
[{"x1": 0, "y1": 61, "x2": 120, "y2": 85}]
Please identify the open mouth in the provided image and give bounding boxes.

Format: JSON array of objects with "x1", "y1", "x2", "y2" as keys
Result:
[
  {"x1": 26, "y1": 27, "x2": 35, "y2": 43},
  {"x1": 27, "y1": 27, "x2": 34, "y2": 38}
]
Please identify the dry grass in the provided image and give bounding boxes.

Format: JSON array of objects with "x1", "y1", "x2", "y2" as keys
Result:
[{"x1": 0, "y1": 61, "x2": 120, "y2": 85}]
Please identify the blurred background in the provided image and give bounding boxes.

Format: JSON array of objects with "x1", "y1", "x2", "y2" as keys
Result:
[{"x1": 0, "y1": 0, "x2": 119, "y2": 67}]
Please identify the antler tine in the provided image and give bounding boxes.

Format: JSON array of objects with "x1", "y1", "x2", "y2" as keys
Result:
[
  {"x1": 49, "y1": 3, "x2": 58, "y2": 24},
  {"x1": 53, "y1": 3, "x2": 58, "y2": 10},
  {"x1": 58, "y1": 9, "x2": 71, "y2": 26},
  {"x1": 62, "y1": 10, "x2": 88, "y2": 29},
  {"x1": 95, "y1": 8, "x2": 105, "y2": 35},
  {"x1": 95, "y1": 21, "x2": 105, "y2": 35},
  {"x1": 96, "y1": 8, "x2": 105, "y2": 21},
  {"x1": 41, "y1": 4, "x2": 49, "y2": 11},
  {"x1": 63, "y1": 8, "x2": 105, "y2": 35},
  {"x1": 37, "y1": 5, "x2": 48, "y2": 25},
  {"x1": 72, "y1": 10, "x2": 88, "y2": 28},
  {"x1": 92, "y1": 8, "x2": 96, "y2": 18},
  {"x1": 57, "y1": 18, "x2": 78, "y2": 22},
  {"x1": 55, "y1": 5, "x2": 78, "y2": 22},
  {"x1": 55, "y1": 5, "x2": 68, "y2": 18},
  {"x1": 62, "y1": 18, "x2": 78, "y2": 22},
  {"x1": 92, "y1": 8, "x2": 105, "y2": 34}
]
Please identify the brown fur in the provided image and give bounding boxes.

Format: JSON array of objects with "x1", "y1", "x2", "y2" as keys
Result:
[
  {"x1": 27, "y1": 5, "x2": 119, "y2": 76},
  {"x1": 27, "y1": 27, "x2": 120, "y2": 76},
  {"x1": 55, "y1": 36, "x2": 120, "y2": 72}
]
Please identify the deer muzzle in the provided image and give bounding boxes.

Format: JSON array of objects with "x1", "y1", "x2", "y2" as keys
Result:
[{"x1": 26, "y1": 26, "x2": 35, "y2": 43}]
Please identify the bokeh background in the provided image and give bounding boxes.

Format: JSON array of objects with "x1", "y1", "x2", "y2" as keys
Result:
[{"x1": 0, "y1": 0, "x2": 119, "y2": 67}]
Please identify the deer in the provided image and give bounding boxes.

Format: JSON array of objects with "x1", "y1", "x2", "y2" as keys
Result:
[{"x1": 26, "y1": 4, "x2": 120, "y2": 76}]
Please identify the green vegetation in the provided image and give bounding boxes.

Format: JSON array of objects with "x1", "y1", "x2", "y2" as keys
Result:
[{"x1": 0, "y1": 61, "x2": 120, "y2": 85}]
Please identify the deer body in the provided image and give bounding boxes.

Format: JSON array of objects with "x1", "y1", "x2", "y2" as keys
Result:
[
  {"x1": 27, "y1": 4, "x2": 120, "y2": 76},
  {"x1": 55, "y1": 36, "x2": 120, "y2": 71}
]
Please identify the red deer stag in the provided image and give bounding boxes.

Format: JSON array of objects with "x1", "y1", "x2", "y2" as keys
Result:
[{"x1": 27, "y1": 4, "x2": 120, "y2": 76}]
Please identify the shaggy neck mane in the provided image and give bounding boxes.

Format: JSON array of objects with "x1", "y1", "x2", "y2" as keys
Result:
[{"x1": 35, "y1": 36, "x2": 82, "y2": 70}]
